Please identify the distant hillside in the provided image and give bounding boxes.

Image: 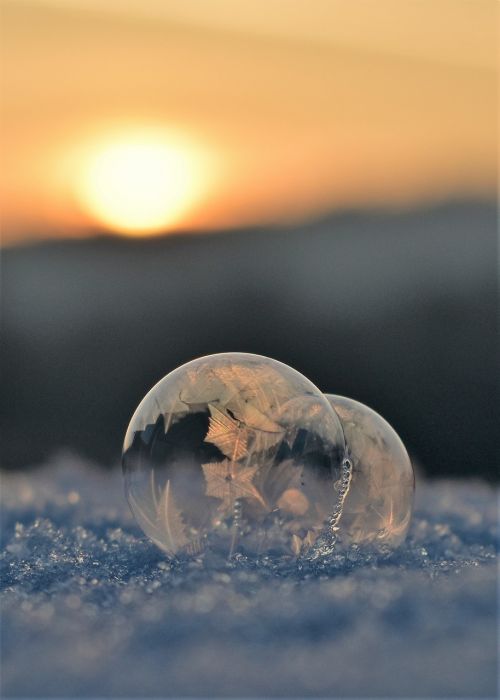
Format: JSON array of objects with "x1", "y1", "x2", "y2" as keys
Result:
[{"x1": 1, "y1": 201, "x2": 497, "y2": 479}]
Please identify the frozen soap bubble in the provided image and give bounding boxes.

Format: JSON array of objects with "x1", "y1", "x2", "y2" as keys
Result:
[
  {"x1": 122, "y1": 353, "x2": 346, "y2": 558},
  {"x1": 325, "y1": 395, "x2": 415, "y2": 550}
]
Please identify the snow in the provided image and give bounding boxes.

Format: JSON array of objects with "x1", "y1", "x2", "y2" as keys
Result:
[{"x1": 1, "y1": 454, "x2": 498, "y2": 698}]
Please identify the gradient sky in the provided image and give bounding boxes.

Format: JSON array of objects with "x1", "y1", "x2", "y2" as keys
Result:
[{"x1": 1, "y1": 0, "x2": 497, "y2": 243}]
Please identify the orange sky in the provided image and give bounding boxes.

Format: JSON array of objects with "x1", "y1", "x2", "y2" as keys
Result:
[{"x1": 1, "y1": 0, "x2": 497, "y2": 243}]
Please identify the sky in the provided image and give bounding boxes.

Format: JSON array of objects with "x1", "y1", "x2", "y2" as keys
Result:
[{"x1": 1, "y1": 0, "x2": 497, "y2": 243}]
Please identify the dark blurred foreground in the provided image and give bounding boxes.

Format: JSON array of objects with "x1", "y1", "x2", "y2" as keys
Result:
[{"x1": 1, "y1": 200, "x2": 497, "y2": 478}]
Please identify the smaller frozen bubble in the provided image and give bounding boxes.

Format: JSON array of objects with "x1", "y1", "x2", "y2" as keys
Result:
[{"x1": 325, "y1": 395, "x2": 415, "y2": 550}]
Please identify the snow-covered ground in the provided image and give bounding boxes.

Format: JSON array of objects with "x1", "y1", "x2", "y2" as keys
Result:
[{"x1": 1, "y1": 455, "x2": 498, "y2": 698}]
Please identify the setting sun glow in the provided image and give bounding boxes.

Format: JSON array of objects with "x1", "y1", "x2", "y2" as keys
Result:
[
  {"x1": 1, "y1": 0, "x2": 496, "y2": 244},
  {"x1": 76, "y1": 132, "x2": 210, "y2": 235}
]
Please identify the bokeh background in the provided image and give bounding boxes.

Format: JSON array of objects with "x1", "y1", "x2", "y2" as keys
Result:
[{"x1": 1, "y1": 0, "x2": 498, "y2": 480}]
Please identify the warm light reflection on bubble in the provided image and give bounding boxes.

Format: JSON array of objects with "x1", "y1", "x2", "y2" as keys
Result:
[{"x1": 75, "y1": 128, "x2": 215, "y2": 235}]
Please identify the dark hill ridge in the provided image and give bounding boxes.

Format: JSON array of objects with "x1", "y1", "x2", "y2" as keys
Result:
[{"x1": 1, "y1": 200, "x2": 497, "y2": 478}]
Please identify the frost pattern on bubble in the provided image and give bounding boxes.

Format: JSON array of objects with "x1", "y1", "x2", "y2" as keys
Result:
[
  {"x1": 325, "y1": 394, "x2": 415, "y2": 550},
  {"x1": 122, "y1": 353, "x2": 346, "y2": 557}
]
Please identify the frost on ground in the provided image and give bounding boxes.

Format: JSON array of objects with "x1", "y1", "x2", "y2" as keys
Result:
[{"x1": 0, "y1": 455, "x2": 498, "y2": 699}]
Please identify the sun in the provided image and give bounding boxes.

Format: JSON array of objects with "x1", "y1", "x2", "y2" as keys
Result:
[{"x1": 76, "y1": 130, "x2": 210, "y2": 235}]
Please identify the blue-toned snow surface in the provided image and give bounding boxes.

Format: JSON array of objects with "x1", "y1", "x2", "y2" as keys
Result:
[{"x1": 1, "y1": 455, "x2": 498, "y2": 699}]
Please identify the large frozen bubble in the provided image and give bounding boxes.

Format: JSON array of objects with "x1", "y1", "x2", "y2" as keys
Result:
[{"x1": 122, "y1": 353, "x2": 346, "y2": 557}]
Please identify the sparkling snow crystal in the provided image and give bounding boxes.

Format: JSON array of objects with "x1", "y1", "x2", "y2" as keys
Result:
[{"x1": 1, "y1": 453, "x2": 498, "y2": 698}]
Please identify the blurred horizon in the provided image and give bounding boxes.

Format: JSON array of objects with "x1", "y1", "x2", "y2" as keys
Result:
[
  {"x1": 3, "y1": 194, "x2": 496, "y2": 250},
  {"x1": 1, "y1": 0, "x2": 497, "y2": 244},
  {"x1": 2, "y1": 200, "x2": 498, "y2": 480}
]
